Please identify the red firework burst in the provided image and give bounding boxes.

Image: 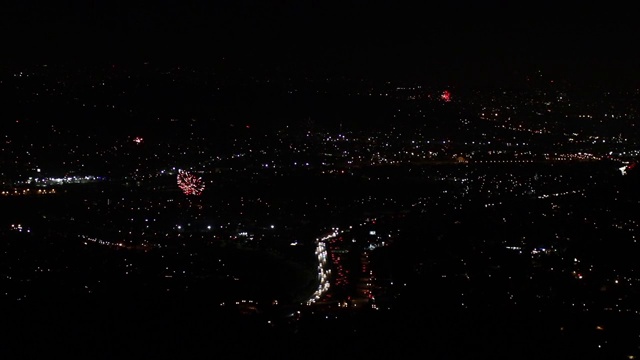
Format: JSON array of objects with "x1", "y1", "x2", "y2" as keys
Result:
[{"x1": 177, "y1": 170, "x2": 205, "y2": 196}]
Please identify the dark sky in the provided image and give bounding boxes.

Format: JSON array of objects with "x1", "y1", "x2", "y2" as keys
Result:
[{"x1": 2, "y1": 1, "x2": 639, "y2": 87}]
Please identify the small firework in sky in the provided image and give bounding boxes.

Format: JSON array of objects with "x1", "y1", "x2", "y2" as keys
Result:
[
  {"x1": 177, "y1": 170, "x2": 205, "y2": 196},
  {"x1": 133, "y1": 136, "x2": 143, "y2": 144},
  {"x1": 441, "y1": 90, "x2": 451, "y2": 102}
]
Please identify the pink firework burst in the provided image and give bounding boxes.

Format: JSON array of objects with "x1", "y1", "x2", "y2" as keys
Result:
[{"x1": 177, "y1": 170, "x2": 205, "y2": 196}]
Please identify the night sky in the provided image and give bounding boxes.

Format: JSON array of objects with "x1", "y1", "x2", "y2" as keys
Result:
[
  {"x1": 2, "y1": 1, "x2": 639, "y2": 87},
  {"x1": 4, "y1": 3, "x2": 640, "y2": 359}
]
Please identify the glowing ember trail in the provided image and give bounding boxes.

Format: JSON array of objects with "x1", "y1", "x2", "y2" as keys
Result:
[
  {"x1": 619, "y1": 162, "x2": 637, "y2": 176},
  {"x1": 177, "y1": 170, "x2": 205, "y2": 196}
]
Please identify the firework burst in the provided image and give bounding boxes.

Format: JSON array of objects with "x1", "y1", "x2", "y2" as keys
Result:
[{"x1": 177, "y1": 170, "x2": 205, "y2": 196}]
